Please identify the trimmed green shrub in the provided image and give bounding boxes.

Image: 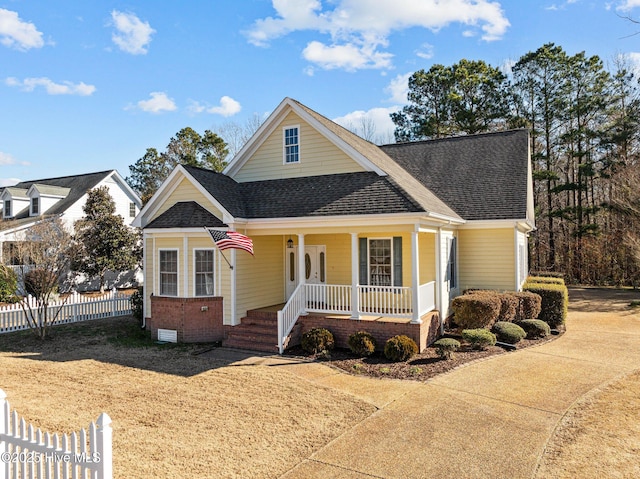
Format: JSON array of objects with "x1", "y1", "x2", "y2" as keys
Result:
[
  {"x1": 492, "y1": 321, "x2": 526, "y2": 344},
  {"x1": 462, "y1": 328, "x2": 496, "y2": 350},
  {"x1": 530, "y1": 271, "x2": 565, "y2": 279},
  {"x1": 523, "y1": 282, "x2": 568, "y2": 327},
  {"x1": 433, "y1": 338, "x2": 460, "y2": 360},
  {"x1": 301, "y1": 327, "x2": 335, "y2": 354},
  {"x1": 0, "y1": 264, "x2": 18, "y2": 303},
  {"x1": 451, "y1": 293, "x2": 501, "y2": 329},
  {"x1": 527, "y1": 275, "x2": 565, "y2": 285},
  {"x1": 383, "y1": 335, "x2": 418, "y2": 362},
  {"x1": 130, "y1": 286, "x2": 144, "y2": 326},
  {"x1": 512, "y1": 291, "x2": 542, "y2": 321},
  {"x1": 348, "y1": 331, "x2": 377, "y2": 357},
  {"x1": 516, "y1": 319, "x2": 551, "y2": 339}
]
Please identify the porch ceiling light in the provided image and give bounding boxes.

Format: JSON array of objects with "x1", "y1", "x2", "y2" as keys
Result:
[{"x1": 287, "y1": 236, "x2": 293, "y2": 249}]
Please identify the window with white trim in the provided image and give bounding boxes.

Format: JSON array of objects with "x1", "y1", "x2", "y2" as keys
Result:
[
  {"x1": 129, "y1": 202, "x2": 136, "y2": 218},
  {"x1": 31, "y1": 197, "x2": 39, "y2": 215},
  {"x1": 159, "y1": 250, "x2": 178, "y2": 296},
  {"x1": 194, "y1": 249, "x2": 215, "y2": 296},
  {"x1": 3, "y1": 200, "x2": 10, "y2": 218},
  {"x1": 283, "y1": 126, "x2": 299, "y2": 164},
  {"x1": 369, "y1": 238, "x2": 392, "y2": 286}
]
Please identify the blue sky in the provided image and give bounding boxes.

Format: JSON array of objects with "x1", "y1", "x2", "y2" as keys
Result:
[{"x1": 1, "y1": 0, "x2": 638, "y2": 186}]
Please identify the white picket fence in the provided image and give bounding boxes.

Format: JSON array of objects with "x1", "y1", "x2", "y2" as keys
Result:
[
  {"x1": 0, "y1": 289, "x2": 133, "y2": 335},
  {"x1": 0, "y1": 388, "x2": 112, "y2": 479}
]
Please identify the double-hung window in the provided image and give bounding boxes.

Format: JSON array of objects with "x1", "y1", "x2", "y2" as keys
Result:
[
  {"x1": 31, "y1": 197, "x2": 39, "y2": 215},
  {"x1": 194, "y1": 249, "x2": 215, "y2": 296},
  {"x1": 369, "y1": 238, "x2": 393, "y2": 287},
  {"x1": 3, "y1": 200, "x2": 10, "y2": 218},
  {"x1": 446, "y1": 237, "x2": 457, "y2": 289},
  {"x1": 159, "y1": 250, "x2": 178, "y2": 296},
  {"x1": 129, "y1": 202, "x2": 136, "y2": 218},
  {"x1": 283, "y1": 126, "x2": 300, "y2": 164}
]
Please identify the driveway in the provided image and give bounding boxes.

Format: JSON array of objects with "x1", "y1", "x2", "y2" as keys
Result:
[{"x1": 277, "y1": 287, "x2": 640, "y2": 479}]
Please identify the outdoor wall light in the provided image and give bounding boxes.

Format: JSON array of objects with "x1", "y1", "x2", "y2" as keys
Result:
[{"x1": 287, "y1": 236, "x2": 293, "y2": 248}]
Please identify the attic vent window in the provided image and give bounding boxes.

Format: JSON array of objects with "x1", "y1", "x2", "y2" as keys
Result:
[
  {"x1": 3, "y1": 200, "x2": 10, "y2": 218},
  {"x1": 283, "y1": 126, "x2": 299, "y2": 164},
  {"x1": 31, "y1": 197, "x2": 39, "y2": 215}
]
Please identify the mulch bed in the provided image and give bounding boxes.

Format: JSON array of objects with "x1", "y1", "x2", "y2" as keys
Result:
[{"x1": 287, "y1": 332, "x2": 561, "y2": 382}]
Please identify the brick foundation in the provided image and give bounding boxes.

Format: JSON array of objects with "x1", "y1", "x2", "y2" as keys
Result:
[
  {"x1": 295, "y1": 311, "x2": 441, "y2": 352},
  {"x1": 148, "y1": 296, "x2": 224, "y2": 343}
]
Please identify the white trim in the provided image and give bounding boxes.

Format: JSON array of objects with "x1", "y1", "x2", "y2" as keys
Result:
[
  {"x1": 230, "y1": 248, "x2": 237, "y2": 325},
  {"x1": 193, "y1": 248, "x2": 216, "y2": 297},
  {"x1": 411, "y1": 231, "x2": 421, "y2": 324},
  {"x1": 183, "y1": 237, "x2": 189, "y2": 297},
  {"x1": 282, "y1": 124, "x2": 301, "y2": 165},
  {"x1": 351, "y1": 232, "x2": 359, "y2": 319},
  {"x1": 158, "y1": 248, "x2": 179, "y2": 297},
  {"x1": 459, "y1": 219, "x2": 534, "y2": 230}
]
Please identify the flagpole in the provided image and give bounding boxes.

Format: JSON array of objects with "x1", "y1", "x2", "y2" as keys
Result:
[{"x1": 219, "y1": 250, "x2": 233, "y2": 270}]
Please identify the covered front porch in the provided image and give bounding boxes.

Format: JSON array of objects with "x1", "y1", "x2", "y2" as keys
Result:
[{"x1": 230, "y1": 227, "x2": 454, "y2": 354}]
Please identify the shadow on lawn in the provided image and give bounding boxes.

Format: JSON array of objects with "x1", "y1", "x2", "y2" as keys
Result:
[
  {"x1": 0, "y1": 316, "x2": 252, "y2": 377},
  {"x1": 568, "y1": 287, "x2": 640, "y2": 314}
]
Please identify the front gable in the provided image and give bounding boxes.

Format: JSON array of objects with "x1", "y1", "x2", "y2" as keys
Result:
[
  {"x1": 226, "y1": 98, "x2": 383, "y2": 183},
  {"x1": 135, "y1": 166, "x2": 230, "y2": 229}
]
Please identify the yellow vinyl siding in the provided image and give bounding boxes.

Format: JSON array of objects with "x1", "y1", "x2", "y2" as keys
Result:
[
  {"x1": 419, "y1": 233, "x2": 436, "y2": 284},
  {"x1": 458, "y1": 228, "x2": 515, "y2": 291},
  {"x1": 233, "y1": 111, "x2": 366, "y2": 182},
  {"x1": 235, "y1": 235, "x2": 284, "y2": 318},
  {"x1": 304, "y1": 234, "x2": 351, "y2": 284},
  {"x1": 150, "y1": 177, "x2": 223, "y2": 223}
]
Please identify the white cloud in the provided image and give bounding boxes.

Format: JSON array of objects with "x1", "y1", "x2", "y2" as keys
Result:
[
  {"x1": 5, "y1": 77, "x2": 96, "y2": 96},
  {"x1": 245, "y1": 0, "x2": 510, "y2": 71},
  {"x1": 416, "y1": 43, "x2": 434, "y2": 60},
  {"x1": 619, "y1": 52, "x2": 640, "y2": 76},
  {"x1": 189, "y1": 96, "x2": 242, "y2": 117},
  {"x1": 207, "y1": 96, "x2": 242, "y2": 116},
  {"x1": 303, "y1": 40, "x2": 393, "y2": 71},
  {"x1": 110, "y1": 10, "x2": 155, "y2": 55},
  {"x1": 386, "y1": 72, "x2": 412, "y2": 104},
  {"x1": 132, "y1": 92, "x2": 177, "y2": 113},
  {"x1": 0, "y1": 151, "x2": 29, "y2": 167},
  {"x1": 0, "y1": 8, "x2": 44, "y2": 51},
  {"x1": 0, "y1": 177, "x2": 22, "y2": 187},
  {"x1": 617, "y1": 0, "x2": 640, "y2": 10},
  {"x1": 333, "y1": 106, "x2": 399, "y2": 143}
]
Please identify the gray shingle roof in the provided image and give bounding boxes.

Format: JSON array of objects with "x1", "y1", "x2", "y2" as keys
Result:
[
  {"x1": 181, "y1": 166, "x2": 422, "y2": 221},
  {"x1": 380, "y1": 129, "x2": 530, "y2": 221},
  {"x1": 0, "y1": 170, "x2": 114, "y2": 228},
  {"x1": 146, "y1": 201, "x2": 227, "y2": 229}
]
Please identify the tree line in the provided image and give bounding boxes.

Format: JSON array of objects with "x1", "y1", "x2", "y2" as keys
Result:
[{"x1": 391, "y1": 43, "x2": 640, "y2": 286}]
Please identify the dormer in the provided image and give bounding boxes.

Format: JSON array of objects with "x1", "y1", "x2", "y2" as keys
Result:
[
  {"x1": 27, "y1": 184, "x2": 71, "y2": 217},
  {"x1": 1, "y1": 188, "x2": 29, "y2": 219}
]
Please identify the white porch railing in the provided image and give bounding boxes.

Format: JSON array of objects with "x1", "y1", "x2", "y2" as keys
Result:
[
  {"x1": 277, "y1": 283, "x2": 306, "y2": 354},
  {"x1": 276, "y1": 281, "x2": 437, "y2": 354},
  {"x1": 0, "y1": 388, "x2": 112, "y2": 479},
  {"x1": 0, "y1": 289, "x2": 133, "y2": 335}
]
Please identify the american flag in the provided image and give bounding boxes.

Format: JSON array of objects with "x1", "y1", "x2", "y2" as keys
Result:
[{"x1": 206, "y1": 228, "x2": 254, "y2": 255}]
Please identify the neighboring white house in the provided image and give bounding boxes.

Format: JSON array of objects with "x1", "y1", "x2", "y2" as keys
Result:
[{"x1": 0, "y1": 170, "x2": 143, "y2": 289}]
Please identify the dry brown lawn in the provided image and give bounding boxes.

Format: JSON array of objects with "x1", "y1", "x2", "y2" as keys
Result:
[
  {"x1": 0, "y1": 318, "x2": 375, "y2": 478},
  {"x1": 536, "y1": 368, "x2": 640, "y2": 479}
]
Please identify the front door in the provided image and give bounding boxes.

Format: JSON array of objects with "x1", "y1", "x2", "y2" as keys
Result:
[{"x1": 285, "y1": 245, "x2": 326, "y2": 300}]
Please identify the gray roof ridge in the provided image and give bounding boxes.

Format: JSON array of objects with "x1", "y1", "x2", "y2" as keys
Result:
[{"x1": 380, "y1": 128, "x2": 528, "y2": 148}]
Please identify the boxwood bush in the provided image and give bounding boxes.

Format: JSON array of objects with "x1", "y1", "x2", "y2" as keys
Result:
[
  {"x1": 461, "y1": 328, "x2": 496, "y2": 350},
  {"x1": 451, "y1": 293, "x2": 501, "y2": 329},
  {"x1": 492, "y1": 321, "x2": 526, "y2": 344},
  {"x1": 348, "y1": 331, "x2": 377, "y2": 357},
  {"x1": 516, "y1": 319, "x2": 551, "y2": 339},
  {"x1": 512, "y1": 291, "x2": 542, "y2": 321},
  {"x1": 523, "y1": 281, "x2": 568, "y2": 327},
  {"x1": 383, "y1": 335, "x2": 418, "y2": 362},
  {"x1": 301, "y1": 327, "x2": 335, "y2": 354},
  {"x1": 433, "y1": 338, "x2": 460, "y2": 360},
  {"x1": 0, "y1": 264, "x2": 18, "y2": 303},
  {"x1": 527, "y1": 275, "x2": 565, "y2": 285}
]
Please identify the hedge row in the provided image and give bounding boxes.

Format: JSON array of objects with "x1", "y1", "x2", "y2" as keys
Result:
[
  {"x1": 451, "y1": 290, "x2": 542, "y2": 329},
  {"x1": 522, "y1": 280, "x2": 568, "y2": 327}
]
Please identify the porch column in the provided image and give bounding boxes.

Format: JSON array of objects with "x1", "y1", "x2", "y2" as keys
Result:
[
  {"x1": 435, "y1": 228, "x2": 443, "y2": 333},
  {"x1": 350, "y1": 233, "x2": 360, "y2": 320},
  {"x1": 411, "y1": 230, "x2": 422, "y2": 324},
  {"x1": 297, "y1": 233, "x2": 307, "y2": 315}
]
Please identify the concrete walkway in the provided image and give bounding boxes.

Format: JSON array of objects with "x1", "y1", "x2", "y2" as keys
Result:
[{"x1": 277, "y1": 287, "x2": 640, "y2": 479}]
